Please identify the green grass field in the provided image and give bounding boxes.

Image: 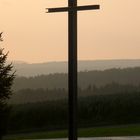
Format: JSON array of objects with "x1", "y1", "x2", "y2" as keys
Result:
[{"x1": 4, "y1": 124, "x2": 140, "y2": 140}]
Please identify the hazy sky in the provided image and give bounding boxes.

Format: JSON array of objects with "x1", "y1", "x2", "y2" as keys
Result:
[{"x1": 0, "y1": 0, "x2": 140, "y2": 63}]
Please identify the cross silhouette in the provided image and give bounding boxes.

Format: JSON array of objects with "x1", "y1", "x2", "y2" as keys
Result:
[{"x1": 46, "y1": 1, "x2": 100, "y2": 140}]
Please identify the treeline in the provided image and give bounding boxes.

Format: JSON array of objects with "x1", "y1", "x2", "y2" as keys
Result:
[
  {"x1": 8, "y1": 92, "x2": 140, "y2": 133},
  {"x1": 10, "y1": 88, "x2": 67, "y2": 104},
  {"x1": 10, "y1": 83, "x2": 140, "y2": 104},
  {"x1": 13, "y1": 67, "x2": 140, "y2": 91}
]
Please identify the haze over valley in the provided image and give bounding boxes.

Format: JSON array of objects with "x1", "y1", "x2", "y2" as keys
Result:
[{"x1": 13, "y1": 59, "x2": 140, "y2": 77}]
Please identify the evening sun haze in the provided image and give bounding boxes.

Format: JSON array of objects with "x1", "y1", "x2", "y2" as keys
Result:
[{"x1": 0, "y1": 0, "x2": 140, "y2": 63}]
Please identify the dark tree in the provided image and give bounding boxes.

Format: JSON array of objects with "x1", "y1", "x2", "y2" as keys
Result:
[{"x1": 0, "y1": 33, "x2": 15, "y2": 140}]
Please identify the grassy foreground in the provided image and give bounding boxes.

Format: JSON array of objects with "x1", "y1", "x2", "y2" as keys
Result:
[{"x1": 4, "y1": 124, "x2": 140, "y2": 140}]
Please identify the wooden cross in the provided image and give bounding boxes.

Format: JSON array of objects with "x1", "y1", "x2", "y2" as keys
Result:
[{"x1": 46, "y1": 1, "x2": 100, "y2": 140}]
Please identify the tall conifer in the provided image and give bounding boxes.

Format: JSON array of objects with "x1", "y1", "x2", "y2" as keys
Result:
[{"x1": 0, "y1": 33, "x2": 15, "y2": 140}]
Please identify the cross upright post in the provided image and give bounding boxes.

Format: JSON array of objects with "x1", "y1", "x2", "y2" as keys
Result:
[
  {"x1": 68, "y1": 1, "x2": 77, "y2": 140},
  {"x1": 46, "y1": 1, "x2": 100, "y2": 140}
]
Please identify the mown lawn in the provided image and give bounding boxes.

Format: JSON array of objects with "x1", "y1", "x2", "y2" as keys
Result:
[{"x1": 4, "y1": 124, "x2": 140, "y2": 140}]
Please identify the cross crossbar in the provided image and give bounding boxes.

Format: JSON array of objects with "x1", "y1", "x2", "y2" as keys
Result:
[{"x1": 47, "y1": 5, "x2": 100, "y2": 13}]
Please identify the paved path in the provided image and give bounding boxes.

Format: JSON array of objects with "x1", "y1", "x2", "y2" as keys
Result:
[{"x1": 29, "y1": 137, "x2": 140, "y2": 140}]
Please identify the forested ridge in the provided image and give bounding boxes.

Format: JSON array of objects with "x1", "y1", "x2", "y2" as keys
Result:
[
  {"x1": 10, "y1": 67, "x2": 140, "y2": 104},
  {"x1": 10, "y1": 83, "x2": 140, "y2": 104},
  {"x1": 13, "y1": 67, "x2": 140, "y2": 91}
]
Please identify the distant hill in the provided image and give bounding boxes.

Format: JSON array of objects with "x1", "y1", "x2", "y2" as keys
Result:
[
  {"x1": 11, "y1": 66, "x2": 140, "y2": 104},
  {"x1": 13, "y1": 59, "x2": 140, "y2": 77},
  {"x1": 13, "y1": 67, "x2": 140, "y2": 91}
]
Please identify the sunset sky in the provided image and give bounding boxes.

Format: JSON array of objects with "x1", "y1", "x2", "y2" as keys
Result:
[{"x1": 0, "y1": 0, "x2": 140, "y2": 63}]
